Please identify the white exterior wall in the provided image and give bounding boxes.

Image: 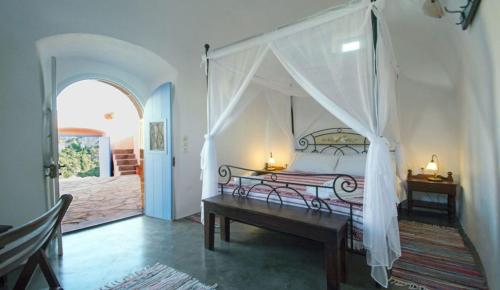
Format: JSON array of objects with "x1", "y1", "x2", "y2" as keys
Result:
[{"x1": 99, "y1": 137, "x2": 111, "y2": 177}]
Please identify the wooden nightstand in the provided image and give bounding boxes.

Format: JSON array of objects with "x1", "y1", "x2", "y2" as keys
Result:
[
  {"x1": 252, "y1": 166, "x2": 286, "y2": 176},
  {"x1": 265, "y1": 166, "x2": 286, "y2": 172},
  {"x1": 406, "y1": 169, "x2": 458, "y2": 223}
]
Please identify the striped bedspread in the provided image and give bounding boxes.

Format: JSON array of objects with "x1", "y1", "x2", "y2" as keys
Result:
[{"x1": 219, "y1": 171, "x2": 365, "y2": 250}]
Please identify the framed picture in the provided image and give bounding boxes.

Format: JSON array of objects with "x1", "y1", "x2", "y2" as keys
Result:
[{"x1": 149, "y1": 121, "x2": 167, "y2": 152}]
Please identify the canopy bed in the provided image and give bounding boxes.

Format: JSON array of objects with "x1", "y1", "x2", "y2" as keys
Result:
[
  {"x1": 200, "y1": 0, "x2": 403, "y2": 287},
  {"x1": 218, "y1": 128, "x2": 378, "y2": 252}
]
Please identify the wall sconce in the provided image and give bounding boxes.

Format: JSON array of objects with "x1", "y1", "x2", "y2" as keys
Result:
[
  {"x1": 444, "y1": 0, "x2": 481, "y2": 30},
  {"x1": 422, "y1": 0, "x2": 444, "y2": 18},
  {"x1": 422, "y1": 0, "x2": 481, "y2": 30},
  {"x1": 104, "y1": 112, "x2": 114, "y2": 120}
]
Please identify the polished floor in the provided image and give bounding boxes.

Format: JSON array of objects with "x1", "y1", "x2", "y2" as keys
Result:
[{"x1": 5, "y1": 215, "x2": 416, "y2": 290}]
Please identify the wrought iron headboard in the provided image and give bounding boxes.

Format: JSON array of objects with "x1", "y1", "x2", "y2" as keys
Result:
[{"x1": 296, "y1": 128, "x2": 369, "y2": 155}]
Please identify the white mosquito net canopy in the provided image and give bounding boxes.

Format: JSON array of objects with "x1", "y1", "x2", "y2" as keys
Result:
[{"x1": 200, "y1": 0, "x2": 401, "y2": 286}]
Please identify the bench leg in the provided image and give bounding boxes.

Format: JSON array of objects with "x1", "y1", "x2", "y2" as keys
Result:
[
  {"x1": 220, "y1": 215, "x2": 230, "y2": 242},
  {"x1": 204, "y1": 211, "x2": 215, "y2": 250},
  {"x1": 325, "y1": 242, "x2": 340, "y2": 290},
  {"x1": 340, "y1": 234, "x2": 347, "y2": 283}
]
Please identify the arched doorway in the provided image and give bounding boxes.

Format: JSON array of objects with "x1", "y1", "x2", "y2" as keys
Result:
[
  {"x1": 57, "y1": 79, "x2": 144, "y2": 232},
  {"x1": 36, "y1": 34, "x2": 176, "y2": 244}
]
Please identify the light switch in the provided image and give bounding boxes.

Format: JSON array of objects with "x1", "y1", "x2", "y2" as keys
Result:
[{"x1": 183, "y1": 136, "x2": 188, "y2": 153}]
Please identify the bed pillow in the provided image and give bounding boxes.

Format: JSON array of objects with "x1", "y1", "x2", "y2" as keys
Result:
[
  {"x1": 335, "y1": 154, "x2": 367, "y2": 176},
  {"x1": 288, "y1": 152, "x2": 337, "y2": 173}
]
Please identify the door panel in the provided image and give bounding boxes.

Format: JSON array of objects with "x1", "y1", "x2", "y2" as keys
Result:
[
  {"x1": 144, "y1": 83, "x2": 173, "y2": 220},
  {"x1": 42, "y1": 57, "x2": 63, "y2": 254}
]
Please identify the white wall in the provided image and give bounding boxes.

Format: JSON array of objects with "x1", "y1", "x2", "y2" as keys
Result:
[
  {"x1": 397, "y1": 75, "x2": 460, "y2": 175},
  {"x1": 385, "y1": 1, "x2": 462, "y2": 178},
  {"x1": 451, "y1": 1, "x2": 500, "y2": 287},
  {"x1": 293, "y1": 97, "x2": 346, "y2": 136},
  {"x1": 216, "y1": 92, "x2": 292, "y2": 171}
]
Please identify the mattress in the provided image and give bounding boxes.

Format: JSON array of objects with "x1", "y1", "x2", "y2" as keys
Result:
[{"x1": 219, "y1": 171, "x2": 365, "y2": 250}]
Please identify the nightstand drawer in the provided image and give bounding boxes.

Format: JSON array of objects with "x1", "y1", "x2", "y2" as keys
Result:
[{"x1": 408, "y1": 181, "x2": 456, "y2": 195}]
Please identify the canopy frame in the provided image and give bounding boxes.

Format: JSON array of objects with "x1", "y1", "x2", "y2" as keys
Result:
[
  {"x1": 204, "y1": 0, "x2": 372, "y2": 60},
  {"x1": 201, "y1": 0, "x2": 402, "y2": 287}
]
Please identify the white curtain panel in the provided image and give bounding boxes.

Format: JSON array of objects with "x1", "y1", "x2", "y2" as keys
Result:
[
  {"x1": 263, "y1": 90, "x2": 295, "y2": 160},
  {"x1": 200, "y1": 44, "x2": 268, "y2": 205},
  {"x1": 201, "y1": 0, "x2": 400, "y2": 286},
  {"x1": 291, "y1": 96, "x2": 339, "y2": 150},
  {"x1": 270, "y1": 4, "x2": 399, "y2": 286}
]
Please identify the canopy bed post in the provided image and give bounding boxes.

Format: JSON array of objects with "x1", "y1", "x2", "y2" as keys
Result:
[
  {"x1": 204, "y1": 43, "x2": 210, "y2": 133},
  {"x1": 371, "y1": 0, "x2": 379, "y2": 128},
  {"x1": 290, "y1": 95, "x2": 295, "y2": 137},
  {"x1": 201, "y1": 43, "x2": 210, "y2": 225},
  {"x1": 371, "y1": 0, "x2": 377, "y2": 46}
]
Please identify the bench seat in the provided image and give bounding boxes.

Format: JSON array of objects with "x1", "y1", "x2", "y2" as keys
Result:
[{"x1": 203, "y1": 195, "x2": 348, "y2": 290}]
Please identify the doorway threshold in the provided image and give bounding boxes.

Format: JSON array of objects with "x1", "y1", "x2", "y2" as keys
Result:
[{"x1": 62, "y1": 212, "x2": 143, "y2": 235}]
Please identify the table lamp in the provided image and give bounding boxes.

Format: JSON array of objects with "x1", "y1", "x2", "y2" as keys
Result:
[
  {"x1": 425, "y1": 154, "x2": 442, "y2": 181},
  {"x1": 266, "y1": 152, "x2": 276, "y2": 170}
]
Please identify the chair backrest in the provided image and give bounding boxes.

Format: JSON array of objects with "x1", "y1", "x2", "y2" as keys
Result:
[{"x1": 0, "y1": 194, "x2": 72, "y2": 277}]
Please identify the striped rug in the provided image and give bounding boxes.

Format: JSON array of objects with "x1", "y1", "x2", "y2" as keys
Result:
[
  {"x1": 391, "y1": 221, "x2": 488, "y2": 290},
  {"x1": 100, "y1": 263, "x2": 217, "y2": 290}
]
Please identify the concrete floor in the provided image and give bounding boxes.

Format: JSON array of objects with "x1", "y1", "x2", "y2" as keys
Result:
[{"x1": 9, "y1": 216, "x2": 412, "y2": 290}]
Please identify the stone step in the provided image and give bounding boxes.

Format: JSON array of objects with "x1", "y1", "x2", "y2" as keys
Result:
[
  {"x1": 113, "y1": 149, "x2": 134, "y2": 154},
  {"x1": 114, "y1": 154, "x2": 135, "y2": 160},
  {"x1": 116, "y1": 159, "x2": 137, "y2": 166},
  {"x1": 120, "y1": 171, "x2": 137, "y2": 175},
  {"x1": 119, "y1": 165, "x2": 137, "y2": 171}
]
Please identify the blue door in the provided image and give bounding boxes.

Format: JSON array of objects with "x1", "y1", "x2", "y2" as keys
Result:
[{"x1": 144, "y1": 83, "x2": 173, "y2": 220}]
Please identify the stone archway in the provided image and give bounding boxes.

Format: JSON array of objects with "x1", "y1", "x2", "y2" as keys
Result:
[
  {"x1": 36, "y1": 34, "x2": 178, "y2": 232},
  {"x1": 56, "y1": 79, "x2": 144, "y2": 232}
]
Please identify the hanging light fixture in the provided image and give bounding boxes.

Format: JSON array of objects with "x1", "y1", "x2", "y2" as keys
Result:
[{"x1": 422, "y1": 0, "x2": 444, "y2": 18}]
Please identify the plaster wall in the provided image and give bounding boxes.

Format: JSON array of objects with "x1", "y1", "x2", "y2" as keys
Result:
[{"x1": 451, "y1": 2, "x2": 500, "y2": 287}]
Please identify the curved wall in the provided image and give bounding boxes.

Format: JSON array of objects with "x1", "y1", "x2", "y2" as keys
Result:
[{"x1": 452, "y1": 2, "x2": 500, "y2": 286}]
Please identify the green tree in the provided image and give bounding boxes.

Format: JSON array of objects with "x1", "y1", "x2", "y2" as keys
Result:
[{"x1": 59, "y1": 138, "x2": 100, "y2": 178}]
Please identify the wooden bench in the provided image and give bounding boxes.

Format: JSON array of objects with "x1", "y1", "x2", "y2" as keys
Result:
[
  {"x1": 203, "y1": 195, "x2": 348, "y2": 290},
  {"x1": 0, "y1": 194, "x2": 72, "y2": 290}
]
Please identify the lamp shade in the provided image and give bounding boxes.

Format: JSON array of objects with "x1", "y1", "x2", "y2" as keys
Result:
[
  {"x1": 268, "y1": 152, "x2": 276, "y2": 165},
  {"x1": 425, "y1": 161, "x2": 438, "y2": 171}
]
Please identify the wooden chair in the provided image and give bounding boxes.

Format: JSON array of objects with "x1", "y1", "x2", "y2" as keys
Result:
[{"x1": 0, "y1": 194, "x2": 73, "y2": 290}]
